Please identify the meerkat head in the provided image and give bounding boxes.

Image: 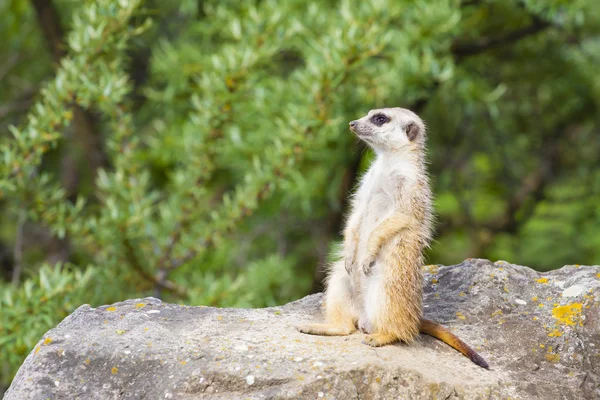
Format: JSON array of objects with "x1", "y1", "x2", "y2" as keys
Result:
[{"x1": 348, "y1": 107, "x2": 426, "y2": 152}]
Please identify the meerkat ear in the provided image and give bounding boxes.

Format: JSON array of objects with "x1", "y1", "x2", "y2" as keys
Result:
[{"x1": 406, "y1": 123, "x2": 420, "y2": 141}]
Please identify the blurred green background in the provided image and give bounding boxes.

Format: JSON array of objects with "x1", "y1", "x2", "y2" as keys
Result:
[{"x1": 1, "y1": 0, "x2": 599, "y2": 390}]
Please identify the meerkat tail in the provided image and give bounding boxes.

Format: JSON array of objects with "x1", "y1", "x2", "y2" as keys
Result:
[{"x1": 420, "y1": 318, "x2": 489, "y2": 369}]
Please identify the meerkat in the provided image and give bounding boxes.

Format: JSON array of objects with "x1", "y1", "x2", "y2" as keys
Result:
[{"x1": 298, "y1": 107, "x2": 488, "y2": 369}]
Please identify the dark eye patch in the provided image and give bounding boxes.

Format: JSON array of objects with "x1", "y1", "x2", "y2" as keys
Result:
[{"x1": 370, "y1": 113, "x2": 389, "y2": 126}]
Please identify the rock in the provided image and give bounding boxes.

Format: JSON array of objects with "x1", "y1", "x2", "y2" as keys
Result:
[{"x1": 5, "y1": 259, "x2": 600, "y2": 399}]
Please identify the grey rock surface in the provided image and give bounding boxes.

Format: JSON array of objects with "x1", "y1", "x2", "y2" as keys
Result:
[{"x1": 5, "y1": 259, "x2": 600, "y2": 399}]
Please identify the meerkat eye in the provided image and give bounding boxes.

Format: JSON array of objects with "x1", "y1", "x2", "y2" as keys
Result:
[{"x1": 370, "y1": 113, "x2": 389, "y2": 126}]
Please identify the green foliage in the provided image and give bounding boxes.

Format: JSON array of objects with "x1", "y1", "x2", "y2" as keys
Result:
[
  {"x1": 186, "y1": 255, "x2": 309, "y2": 308},
  {"x1": 0, "y1": 265, "x2": 100, "y2": 380},
  {"x1": 1, "y1": 0, "x2": 599, "y2": 390}
]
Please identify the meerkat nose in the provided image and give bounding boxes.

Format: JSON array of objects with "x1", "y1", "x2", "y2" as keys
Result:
[{"x1": 349, "y1": 120, "x2": 357, "y2": 128}]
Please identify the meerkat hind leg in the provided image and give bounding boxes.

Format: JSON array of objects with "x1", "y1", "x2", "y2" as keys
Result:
[
  {"x1": 362, "y1": 333, "x2": 397, "y2": 347},
  {"x1": 298, "y1": 261, "x2": 357, "y2": 337},
  {"x1": 298, "y1": 323, "x2": 355, "y2": 336}
]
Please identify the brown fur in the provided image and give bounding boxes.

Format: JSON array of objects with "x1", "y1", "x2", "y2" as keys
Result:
[{"x1": 298, "y1": 108, "x2": 488, "y2": 369}]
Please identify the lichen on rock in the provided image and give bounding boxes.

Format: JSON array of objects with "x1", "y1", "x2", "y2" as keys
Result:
[{"x1": 5, "y1": 259, "x2": 600, "y2": 399}]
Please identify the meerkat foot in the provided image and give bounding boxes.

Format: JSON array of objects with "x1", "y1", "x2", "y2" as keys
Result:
[
  {"x1": 362, "y1": 333, "x2": 397, "y2": 347},
  {"x1": 297, "y1": 323, "x2": 355, "y2": 336}
]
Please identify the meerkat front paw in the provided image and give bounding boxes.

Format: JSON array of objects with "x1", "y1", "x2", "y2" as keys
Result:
[
  {"x1": 344, "y1": 247, "x2": 358, "y2": 274},
  {"x1": 344, "y1": 256, "x2": 356, "y2": 274},
  {"x1": 360, "y1": 256, "x2": 376, "y2": 276},
  {"x1": 343, "y1": 233, "x2": 359, "y2": 275}
]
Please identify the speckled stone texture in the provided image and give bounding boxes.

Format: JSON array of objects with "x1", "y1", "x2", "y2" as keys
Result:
[{"x1": 5, "y1": 259, "x2": 600, "y2": 399}]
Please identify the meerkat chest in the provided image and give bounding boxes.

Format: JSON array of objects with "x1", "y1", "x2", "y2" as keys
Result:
[
  {"x1": 363, "y1": 177, "x2": 393, "y2": 219},
  {"x1": 356, "y1": 157, "x2": 412, "y2": 231}
]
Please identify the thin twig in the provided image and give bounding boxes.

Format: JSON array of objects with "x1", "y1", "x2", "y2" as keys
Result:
[
  {"x1": 11, "y1": 209, "x2": 26, "y2": 286},
  {"x1": 168, "y1": 243, "x2": 207, "y2": 271},
  {"x1": 451, "y1": 16, "x2": 551, "y2": 60},
  {"x1": 122, "y1": 235, "x2": 187, "y2": 297}
]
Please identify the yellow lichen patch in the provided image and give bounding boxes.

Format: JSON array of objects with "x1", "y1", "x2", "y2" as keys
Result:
[
  {"x1": 456, "y1": 312, "x2": 466, "y2": 320},
  {"x1": 106, "y1": 307, "x2": 116, "y2": 312},
  {"x1": 503, "y1": 286, "x2": 509, "y2": 293},
  {"x1": 498, "y1": 319, "x2": 505, "y2": 325},
  {"x1": 423, "y1": 265, "x2": 439, "y2": 275},
  {"x1": 431, "y1": 278, "x2": 439, "y2": 284},
  {"x1": 536, "y1": 277, "x2": 549, "y2": 284},
  {"x1": 34, "y1": 345, "x2": 41, "y2": 354},
  {"x1": 115, "y1": 330, "x2": 126, "y2": 335},
  {"x1": 538, "y1": 303, "x2": 544, "y2": 308},
  {"x1": 491, "y1": 310, "x2": 503, "y2": 317},
  {"x1": 458, "y1": 292, "x2": 466, "y2": 297},
  {"x1": 532, "y1": 296, "x2": 538, "y2": 302},
  {"x1": 43, "y1": 337, "x2": 53, "y2": 345},
  {"x1": 179, "y1": 361, "x2": 187, "y2": 365},
  {"x1": 216, "y1": 315, "x2": 224, "y2": 321},
  {"x1": 143, "y1": 327, "x2": 149, "y2": 332},
  {"x1": 85, "y1": 358, "x2": 91, "y2": 365},
  {"x1": 135, "y1": 303, "x2": 146, "y2": 309},
  {"x1": 545, "y1": 353, "x2": 560, "y2": 363},
  {"x1": 540, "y1": 344, "x2": 545, "y2": 348},
  {"x1": 375, "y1": 377, "x2": 382, "y2": 383},
  {"x1": 548, "y1": 329, "x2": 563, "y2": 337},
  {"x1": 552, "y1": 303, "x2": 583, "y2": 326},
  {"x1": 111, "y1": 367, "x2": 119, "y2": 375}
]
